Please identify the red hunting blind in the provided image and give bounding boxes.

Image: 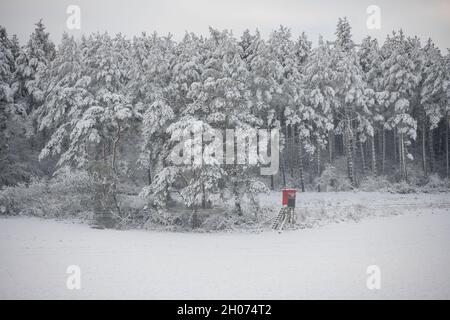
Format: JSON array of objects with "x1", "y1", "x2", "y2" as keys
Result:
[
  {"x1": 282, "y1": 188, "x2": 296, "y2": 208},
  {"x1": 273, "y1": 188, "x2": 297, "y2": 232}
]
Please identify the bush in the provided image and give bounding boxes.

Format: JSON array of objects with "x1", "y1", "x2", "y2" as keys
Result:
[
  {"x1": 387, "y1": 181, "x2": 417, "y2": 194},
  {"x1": 420, "y1": 174, "x2": 450, "y2": 192},
  {"x1": 199, "y1": 213, "x2": 259, "y2": 232},
  {"x1": 383, "y1": 174, "x2": 450, "y2": 194},
  {"x1": 143, "y1": 208, "x2": 192, "y2": 231},
  {"x1": 318, "y1": 163, "x2": 352, "y2": 192},
  {"x1": 358, "y1": 175, "x2": 391, "y2": 191},
  {"x1": 0, "y1": 168, "x2": 95, "y2": 219},
  {"x1": 0, "y1": 176, "x2": 48, "y2": 216}
]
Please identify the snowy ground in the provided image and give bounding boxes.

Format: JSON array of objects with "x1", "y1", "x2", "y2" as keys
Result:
[{"x1": 1, "y1": 192, "x2": 450, "y2": 299}]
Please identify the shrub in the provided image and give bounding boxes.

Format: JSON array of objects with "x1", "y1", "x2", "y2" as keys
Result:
[
  {"x1": 144, "y1": 209, "x2": 192, "y2": 231},
  {"x1": 388, "y1": 181, "x2": 417, "y2": 194},
  {"x1": 318, "y1": 163, "x2": 352, "y2": 192},
  {"x1": 358, "y1": 175, "x2": 391, "y2": 191},
  {"x1": 420, "y1": 174, "x2": 450, "y2": 192},
  {"x1": 199, "y1": 213, "x2": 259, "y2": 232},
  {"x1": 0, "y1": 168, "x2": 96, "y2": 218}
]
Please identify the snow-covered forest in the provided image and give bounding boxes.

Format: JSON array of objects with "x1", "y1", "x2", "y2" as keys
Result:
[{"x1": 0, "y1": 18, "x2": 449, "y2": 230}]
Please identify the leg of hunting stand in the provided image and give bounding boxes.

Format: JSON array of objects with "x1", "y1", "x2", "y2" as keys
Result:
[{"x1": 278, "y1": 213, "x2": 288, "y2": 232}]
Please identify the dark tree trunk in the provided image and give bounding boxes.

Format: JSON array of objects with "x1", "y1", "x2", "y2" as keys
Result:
[
  {"x1": 281, "y1": 145, "x2": 287, "y2": 187},
  {"x1": 346, "y1": 119, "x2": 355, "y2": 187},
  {"x1": 394, "y1": 128, "x2": 397, "y2": 163},
  {"x1": 201, "y1": 183, "x2": 206, "y2": 209},
  {"x1": 284, "y1": 125, "x2": 290, "y2": 176},
  {"x1": 382, "y1": 128, "x2": 386, "y2": 175},
  {"x1": 328, "y1": 130, "x2": 334, "y2": 163},
  {"x1": 112, "y1": 122, "x2": 121, "y2": 174},
  {"x1": 317, "y1": 143, "x2": 321, "y2": 192},
  {"x1": 371, "y1": 135, "x2": 377, "y2": 175},
  {"x1": 399, "y1": 132, "x2": 407, "y2": 181},
  {"x1": 297, "y1": 135, "x2": 305, "y2": 192},
  {"x1": 191, "y1": 209, "x2": 200, "y2": 228},
  {"x1": 428, "y1": 127, "x2": 434, "y2": 173},
  {"x1": 422, "y1": 122, "x2": 427, "y2": 176},
  {"x1": 290, "y1": 125, "x2": 295, "y2": 176},
  {"x1": 447, "y1": 118, "x2": 449, "y2": 179},
  {"x1": 360, "y1": 140, "x2": 366, "y2": 175},
  {"x1": 234, "y1": 188, "x2": 242, "y2": 216}
]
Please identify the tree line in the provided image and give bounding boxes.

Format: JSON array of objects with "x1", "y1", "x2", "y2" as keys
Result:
[{"x1": 0, "y1": 18, "x2": 449, "y2": 216}]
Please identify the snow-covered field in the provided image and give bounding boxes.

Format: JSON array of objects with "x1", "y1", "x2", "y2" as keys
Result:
[{"x1": 1, "y1": 192, "x2": 450, "y2": 299}]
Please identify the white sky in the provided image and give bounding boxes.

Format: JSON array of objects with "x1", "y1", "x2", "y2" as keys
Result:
[{"x1": 0, "y1": 0, "x2": 449, "y2": 50}]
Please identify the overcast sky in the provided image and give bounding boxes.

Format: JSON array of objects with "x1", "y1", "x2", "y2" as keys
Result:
[{"x1": 1, "y1": 0, "x2": 449, "y2": 50}]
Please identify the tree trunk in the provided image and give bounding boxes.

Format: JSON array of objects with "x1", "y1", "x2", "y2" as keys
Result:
[
  {"x1": 191, "y1": 208, "x2": 200, "y2": 229},
  {"x1": 404, "y1": 138, "x2": 408, "y2": 181},
  {"x1": 399, "y1": 132, "x2": 403, "y2": 179},
  {"x1": 393, "y1": 128, "x2": 397, "y2": 163},
  {"x1": 351, "y1": 124, "x2": 357, "y2": 186},
  {"x1": 346, "y1": 120, "x2": 355, "y2": 187},
  {"x1": 360, "y1": 140, "x2": 366, "y2": 175},
  {"x1": 201, "y1": 183, "x2": 206, "y2": 209},
  {"x1": 378, "y1": 129, "x2": 383, "y2": 156},
  {"x1": 285, "y1": 125, "x2": 290, "y2": 176},
  {"x1": 371, "y1": 135, "x2": 377, "y2": 175},
  {"x1": 297, "y1": 136, "x2": 305, "y2": 192},
  {"x1": 281, "y1": 145, "x2": 287, "y2": 187},
  {"x1": 234, "y1": 183, "x2": 242, "y2": 216},
  {"x1": 328, "y1": 130, "x2": 334, "y2": 163},
  {"x1": 112, "y1": 122, "x2": 121, "y2": 174},
  {"x1": 343, "y1": 132, "x2": 347, "y2": 157},
  {"x1": 422, "y1": 122, "x2": 427, "y2": 176},
  {"x1": 103, "y1": 142, "x2": 107, "y2": 163},
  {"x1": 446, "y1": 118, "x2": 449, "y2": 179},
  {"x1": 339, "y1": 134, "x2": 344, "y2": 156},
  {"x1": 290, "y1": 125, "x2": 295, "y2": 176},
  {"x1": 399, "y1": 132, "x2": 407, "y2": 181},
  {"x1": 111, "y1": 182, "x2": 122, "y2": 217},
  {"x1": 317, "y1": 142, "x2": 321, "y2": 192},
  {"x1": 382, "y1": 128, "x2": 386, "y2": 175},
  {"x1": 428, "y1": 127, "x2": 434, "y2": 173}
]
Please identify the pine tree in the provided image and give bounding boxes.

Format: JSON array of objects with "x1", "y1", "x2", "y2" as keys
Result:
[
  {"x1": 0, "y1": 26, "x2": 16, "y2": 103},
  {"x1": 335, "y1": 17, "x2": 354, "y2": 52},
  {"x1": 239, "y1": 29, "x2": 263, "y2": 67},
  {"x1": 245, "y1": 31, "x2": 280, "y2": 188},
  {"x1": 38, "y1": 32, "x2": 91, "y2": 162},
  {"x1": 445, "y1": 50, "x2": 450, "y2": 178},
  {"x1": 0, "y1": 26, "x2": 15, "y2": 183},
  {"x1": 266, "y1": 26, "x2": 298, "y2": 184},
  {"x1": 359, "y1": 36, "x2": 383, "y2": 175},
  {"x1": 419, "y1": 39, "x2": 446, "y2": 175},
  {"x1": 333, "y1": 20, "x2": 372, "y2": 186},
  {"x1": 380, "y1": 30, "x2": 420, "y2": 180},
  {"x1": 15, "y1": 20, "x2": 55, "y2": 110},
  {"x1": 300, "y1": 35, "x2": 335, "y2": 190}
]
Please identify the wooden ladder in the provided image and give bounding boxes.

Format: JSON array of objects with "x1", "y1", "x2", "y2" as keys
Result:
[
  {"x1": 272, "y1": 207, "x2": 295, "y2": 231},
  {"x1": 272, "y1": 207, "x2": 288, "y2": 230}
]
